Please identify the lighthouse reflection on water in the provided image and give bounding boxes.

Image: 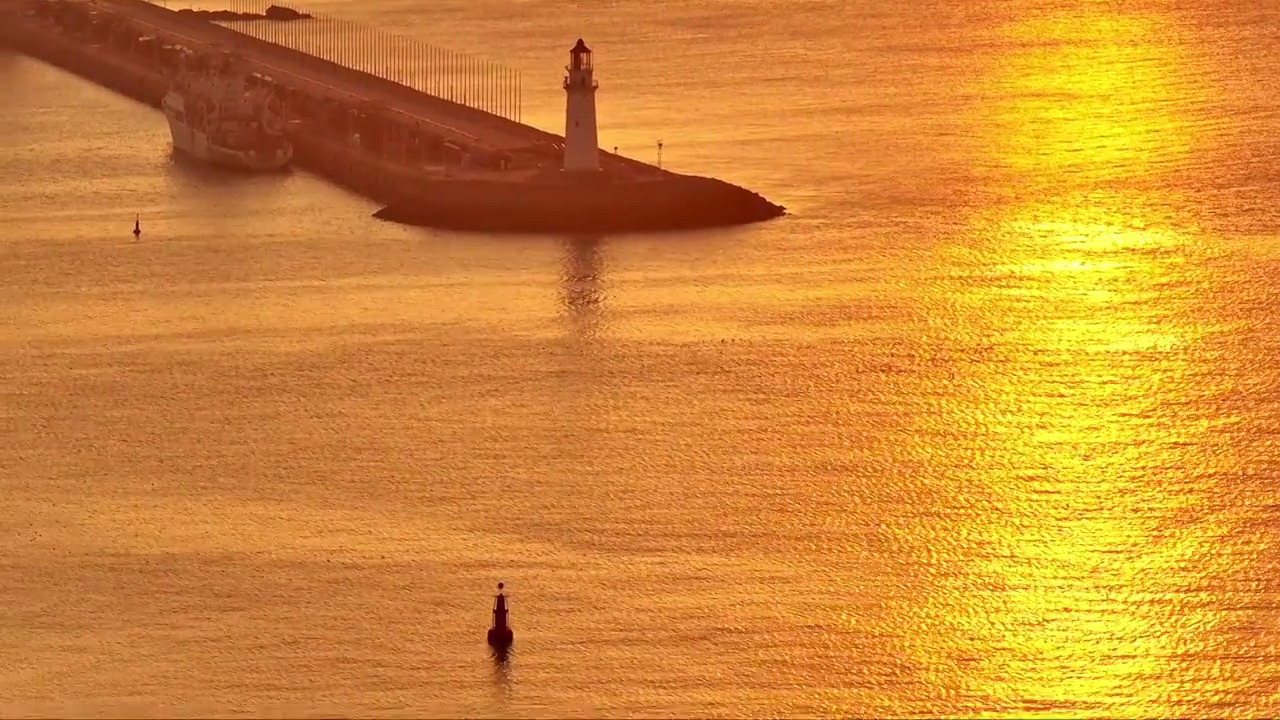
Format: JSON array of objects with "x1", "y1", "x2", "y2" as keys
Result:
[{"x1": 561, "y1": 236, "x2": 605, "y2": 338}]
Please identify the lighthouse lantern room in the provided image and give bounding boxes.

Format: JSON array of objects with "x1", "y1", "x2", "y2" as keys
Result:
[{"x1": 563, "y1": 38, "x2": 600, "y2": 172}]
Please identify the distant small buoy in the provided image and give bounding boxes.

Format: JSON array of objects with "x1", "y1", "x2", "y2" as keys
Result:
[
  {"x1": 133, "y1": 215, "x2": 141, "y2": 237},
  {"x1": 487, "y1": 582, "x2": 514, "y2": 651}
]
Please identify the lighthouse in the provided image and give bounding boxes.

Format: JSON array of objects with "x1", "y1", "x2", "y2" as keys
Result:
[{"x1": 562, "y1": 38, "x2": 600, "y2": 172}]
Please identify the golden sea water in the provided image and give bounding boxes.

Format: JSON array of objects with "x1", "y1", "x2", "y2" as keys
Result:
[{"x1": 4, "y1": 0, "x2": 1280, "y2": 716}]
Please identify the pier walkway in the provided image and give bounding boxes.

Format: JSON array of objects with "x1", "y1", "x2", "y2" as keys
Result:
[{"x1": 103, "y1": 0, "x2": 556, "y2": 155}]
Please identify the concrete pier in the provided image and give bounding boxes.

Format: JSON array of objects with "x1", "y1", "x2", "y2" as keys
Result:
[{"x1": 0, "y1": 0, "x2": 785, "y2": 233}]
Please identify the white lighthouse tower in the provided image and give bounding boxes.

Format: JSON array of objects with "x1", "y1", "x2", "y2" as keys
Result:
[{"x1": 562, "y1": 38, "x2": 600, "y2": 172}]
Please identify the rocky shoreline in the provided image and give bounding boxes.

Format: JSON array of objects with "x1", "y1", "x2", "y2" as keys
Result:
[{"x1": 372, "y1": 172, "x2": 786, "y2": 234}]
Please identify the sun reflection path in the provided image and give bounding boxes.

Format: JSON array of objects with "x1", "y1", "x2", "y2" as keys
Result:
[
  {"x1": 871, "y1": 6, "x2": 1275, "y2": 718},
  {"x1": 899, "y1": 197, "x2": 1251, "y2": 717},
  {"x1": 974, "y1": 8, "x2": 1201, "y2": 191}
]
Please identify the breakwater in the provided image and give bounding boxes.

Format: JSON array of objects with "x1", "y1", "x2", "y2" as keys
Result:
[{"x1": 0, "y1": 0, "x2": 785, "y2": 233}]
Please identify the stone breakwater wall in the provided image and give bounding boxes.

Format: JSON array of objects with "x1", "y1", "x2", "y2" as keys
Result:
[{"x1": 1, "y1": 0, "x2": 786, "y2": 234}]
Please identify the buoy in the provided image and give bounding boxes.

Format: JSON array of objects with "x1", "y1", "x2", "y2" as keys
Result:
[
  {"x1": 133, "y1": 215, "x2": 141, "y2": 238},
  {"x1": 487, "y1": 582, "x2": 514, "y2": 651}
]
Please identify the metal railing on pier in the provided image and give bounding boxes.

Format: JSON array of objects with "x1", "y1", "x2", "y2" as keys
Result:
[{"x1": 148, "y1": 0, "x2": 523, "y2": 122}]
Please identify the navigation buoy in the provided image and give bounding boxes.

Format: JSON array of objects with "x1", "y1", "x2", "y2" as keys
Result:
[
  {"x1": 133, "y1": 215, "x2": 141, "y2": 238},
  {"x1": 487, "y1": 582, "x2": 514, "y2": 651}
]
